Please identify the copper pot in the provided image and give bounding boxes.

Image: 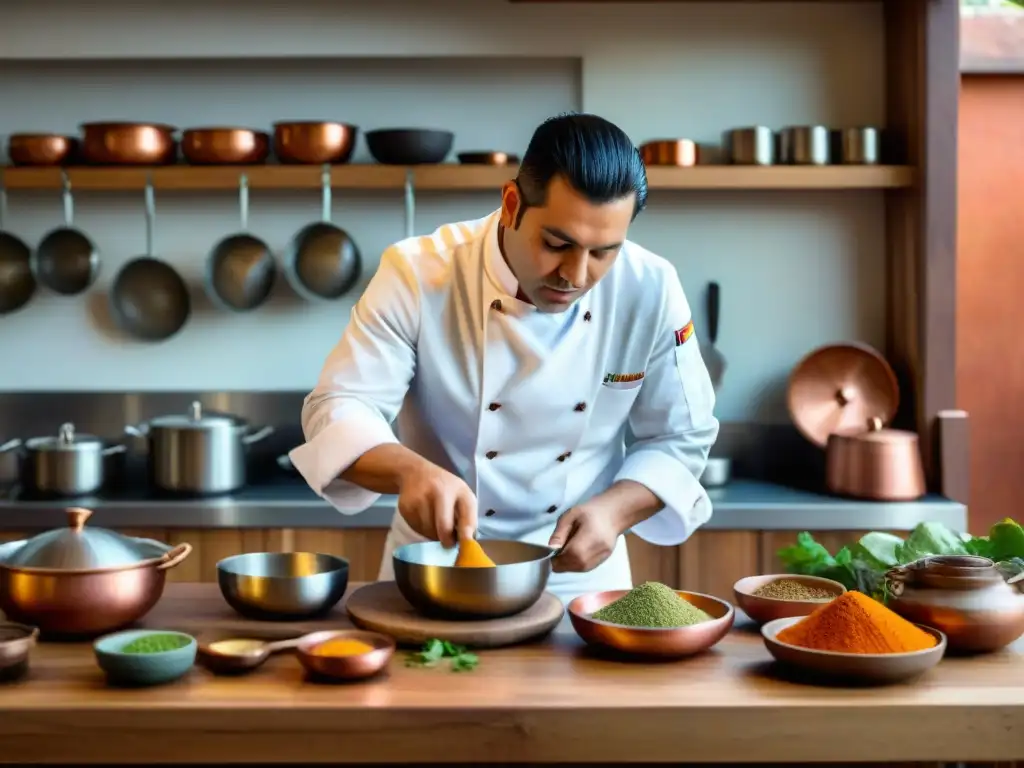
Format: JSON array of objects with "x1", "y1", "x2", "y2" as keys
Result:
[
  {"x1": 181, "y1": 128, "x2": 270, "y2": 165},
  {"x1": 79, "y1": 122, "x2": 177, "y2": 165},
  {"x1": 640, "y1": 139, "x2": 697, "y2": 167},
  {"x1": 0, "y1": 507, "x2": 191, "y2": 637},
  {"x1": 273, "y1": 122, "x2": 357, "y2": 164},
  {"x1": 7, "y1": 134, "x2": 78, "y2": 166},
  {"x1": 825, "y1": 416, "x2": 926, "y2": 501}
]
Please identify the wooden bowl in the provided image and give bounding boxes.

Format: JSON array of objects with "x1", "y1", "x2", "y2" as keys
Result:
[
  {"x1": 761, "y1": 616, "x2": 947, "y2": 685},
  {"x1": 294, "y1": 629, "x2": 395, "y2": 681},
  {"x1": 567, "y1": 589, "x2": 734, "y2": 658},
  {"x1": 733, "y1": 574, "x2": 846, "y2": 625}
]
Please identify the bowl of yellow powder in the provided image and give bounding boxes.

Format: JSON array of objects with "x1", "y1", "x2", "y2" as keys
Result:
[
  {"x1": 567, "y1": 582, "x2": 735, "y2": 658},
  {"x1": 733, "y1": 574, "x2": 846, "y2": 625},
  {"x1": 761, "y1": 591, "x2": 947, "y2": 684}
]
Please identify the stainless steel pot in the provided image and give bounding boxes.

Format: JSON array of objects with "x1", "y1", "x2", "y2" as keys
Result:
[
  {"x1": 125, "y1": 401, "x2": 274, "y2": 495},
  {"x1": 0, "y1": 422, "x2": 126, "y2": 497},
  {"x1": 0, "y1": 507, "x2": 191, "y2": 637}
]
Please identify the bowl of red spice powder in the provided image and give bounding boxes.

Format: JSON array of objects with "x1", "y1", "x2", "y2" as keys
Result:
[{"x1": 761, "y1": 591, "x2": 947, "y2": 684}]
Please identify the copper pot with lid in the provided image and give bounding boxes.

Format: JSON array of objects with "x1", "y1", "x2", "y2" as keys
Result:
[{"x1": 788, "y1": 342, "x2": 925, "y2": 501}]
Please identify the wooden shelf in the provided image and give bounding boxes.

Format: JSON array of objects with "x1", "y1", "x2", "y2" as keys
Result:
[{"x1": 0, "y1": 164, "x2": 914, "y2": 192}]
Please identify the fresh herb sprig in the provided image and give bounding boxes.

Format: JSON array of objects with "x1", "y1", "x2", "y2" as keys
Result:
[{"x1": 405, "y1": 638, "x2": 479, "y2": 672}]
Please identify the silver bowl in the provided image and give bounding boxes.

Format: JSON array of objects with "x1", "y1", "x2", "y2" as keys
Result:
[
  {"x1": 392, "y1": 539, "x2": 555, "y2": 620},
  {"x1": 217, "y1": 552, "x2": 349, "y2": 621}
]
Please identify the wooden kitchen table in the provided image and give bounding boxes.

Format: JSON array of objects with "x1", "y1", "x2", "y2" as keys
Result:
[{"x1": 0, "y1": 583, "x2": 1021, "y2": 765}]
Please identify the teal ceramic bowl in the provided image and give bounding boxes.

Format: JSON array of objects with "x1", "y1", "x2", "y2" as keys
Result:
[{"x1": 93, "y1": 629, "x2": 197, "y2": 687}]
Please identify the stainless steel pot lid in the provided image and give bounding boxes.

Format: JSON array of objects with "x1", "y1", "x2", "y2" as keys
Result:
[
  {"x1": 23, "y1": 422, "x2": 103, "y2": 451},
  {"x1": 148, "y1": 400, "x2": 240, "y2": 429},
  {"x1": 0, "y1": 507, "x2": 173, "y2": 570}
]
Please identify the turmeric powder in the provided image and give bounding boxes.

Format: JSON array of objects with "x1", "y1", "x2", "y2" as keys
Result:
[
  {"x1": 309, "y1": 638, "x2": 375, "y2": 657},
  {"x1": 777, "y1": 591, "x2": 937, "y2": 654},
  {"x1": 454, "y1": 537, "x2": 496, "y2": 568}
]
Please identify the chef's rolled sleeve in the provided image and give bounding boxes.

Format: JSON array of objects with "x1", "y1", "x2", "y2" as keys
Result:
[
  {"x1": 288, "y1": 246, "x2": 419, "y2": 514},
  {"x1": 615, "y1": 267, "x2": 720, "y2": 546}
]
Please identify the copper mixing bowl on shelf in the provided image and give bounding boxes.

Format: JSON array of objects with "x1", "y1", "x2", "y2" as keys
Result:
[
  {"x1": 181, "y1": 128, "x2": 270, "y2": 165},
  {"x1": 273, "y1": 122, "x2": 358, "y2": 164},
  {"x1": 7, "y1": 134, "x2": 78, "y2": 166},
  {"x1": 79, "y1": 122, "x2": 178, "y2": 165},
  {"x1": 639, "y1": 139, "x2": 698, "y2": 167}
]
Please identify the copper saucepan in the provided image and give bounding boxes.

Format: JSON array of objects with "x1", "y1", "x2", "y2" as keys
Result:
[
  {"x1": 181, "y1": 127, "x2": 270, "y2": 165},
  {"x1": 79, "y1": 122, "x2": 177, "y2": 165}
]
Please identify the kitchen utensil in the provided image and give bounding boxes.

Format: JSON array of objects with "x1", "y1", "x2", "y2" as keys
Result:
[
  {"x1": 365, "y1": 129, "x2": 454, "y2": 165},
  {"x1": 825, "y1": 416, "x2": 926, "y2": 500},
  {"x1": 457, "y1": 151, "x2": 519, "y2": 165},
  {"x1": 787, "y1": 342, "x2": 900, "y2": 448},
  {"x1": 346, "y1": 580, "x2": 564, "y2": 649},
  {"x1": 703, "y1": 281, "x2": 725, "y2": 390},
  {"x1": 93, "y1": 629, "x2": 197, "y2": 687},
  {"x1": 885, "y1": 555, "x2": 1024, "y2": 653},
  {"x1": 0, "y1": 507, "x2": 192, "y2": 636},
  {"x1": 777, "y1": 126, "x2": 831, "y2": 165},
  {"x1": 197, "y1": 633, "x2": 313, "y2": 674},
  {"x1": 204, "y1": 174, "x2": 277, "y2": 311},
  {"x1": 181, "y1": 127, "x2": 270, "y2": 165},
  {"x1": 761, "y1": 616, "x2": 946, "y2": 684},
  {"x1": 0, "y1": 173, "x2": 35, "y2": 315},
  {"x1": 567, "y1": 589, "x2": 734, "y2": 658},
  {"x1": 639, "y1": 139, "x2": 697, "y2": 167},
  {"x1": 392, "y1": 539, "x2": 555, "y2": 619},
  {"x1": 294, "y1": 629, "x2": 396, "y2": 681},
  {"x1": 217, "y1": 552, "x2": 349, "y2": 620},
  {"x1": 832, "y1": 127, "x2": 881, "y2": 165},
  {"x1": 283, "y1": 166, "x2": 361, "y2": 302},
  {"x1": 0, "y1": 622, "x2": 38, "y2": 681},
  {"x1": 79, "y1": 122, "x2": 177, "y2": 165},
  {"x1": 32, "y1": 172, "x2": 99, "y2": 295},
  {"x1": 700, "y1": 456, "x2": 732, "y2": 488},
  {"x1": 0, "y1": 422, "x2": 126, "y2": 497},
  {"x1": 732, "y1": 574, "x2": 845, "y2": 625},
  {"x1": 725, "y1": 127, "x2": 774, "y2": 165},
  {"x1": 125, "y1": 401, "x2": 274, "y2": 496},
  {"x1": 7, "y1": 134, "x2": 77, "y2": 166},
  {"x1": 109, "y1": 180, "x2": 190, "y2": 341},
  {"x1": 273, "y1": 122, "x2": 357, "y2": 165}
]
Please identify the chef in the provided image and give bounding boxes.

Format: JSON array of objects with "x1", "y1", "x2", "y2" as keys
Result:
[{"x1": 289, "y1": 112, "x2": 720, "y2": 603}]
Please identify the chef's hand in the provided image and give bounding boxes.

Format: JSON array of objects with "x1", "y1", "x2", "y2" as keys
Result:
[
  {"x1": 548, "y1": 503, "x2": 619, "y2": 573},
  {"x1": 397, "y1": 462, "x2": 478, "y2": 548}
]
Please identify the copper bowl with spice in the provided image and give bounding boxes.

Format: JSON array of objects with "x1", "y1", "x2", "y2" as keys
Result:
[
  {"x1": 294, "y1": 629, "x2": 395, "y2": 681},
  {"x1": 568, "y1": 584, "x2": 735, "y2": 658},
  {"x1": 181, "y1": 128, "x2": 270, "y2": 165},
  {"x1": 7, "y1": 134, "x2": 78, "y2": 166},
  {"x1": 79, "y1": 122, "x2": 177, "y2": 165},
  {"x1": 733, "y1": 574, "x2": 846, "y2": 625}
]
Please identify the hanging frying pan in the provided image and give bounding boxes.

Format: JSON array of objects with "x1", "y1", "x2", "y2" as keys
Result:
[
  {"x1": 0, "y1": 171, "x2": 35, "y2": 315},
  {"x1": 32, "y1": 171, "x2": 99, "y2": 295}
]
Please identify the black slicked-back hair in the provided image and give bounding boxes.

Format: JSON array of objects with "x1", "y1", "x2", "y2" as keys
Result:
[{"x1": 513, "y1": 113, "x2": 648, "y2": 228}]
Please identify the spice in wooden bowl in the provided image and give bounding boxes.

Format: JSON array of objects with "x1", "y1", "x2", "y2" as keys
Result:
[{"x1": 752, "y1": 578, "x2": 835, "y2": 602}]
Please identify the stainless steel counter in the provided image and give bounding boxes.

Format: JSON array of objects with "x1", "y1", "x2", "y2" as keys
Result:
[{"x1": 0, "y1": 479, "x2": 967, "y2": 532}]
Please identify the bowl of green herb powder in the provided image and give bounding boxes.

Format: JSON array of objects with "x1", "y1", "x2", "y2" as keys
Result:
[
  {"x1": 567, "y1": 582, "x2": 734, "y2": 658},
  {"x1": 93, "y1": 629, "x2": 197, "y2": 687},
  {"x1": 733, "y1": 574, "x2": 845, "y2": 625}
]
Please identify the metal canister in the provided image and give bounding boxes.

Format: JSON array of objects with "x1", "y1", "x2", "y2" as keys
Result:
[
  {"x1": 832, "y1": 127, "x2": 882, "y2": 165},
  {"x1": 777, "y1": 126, "x2": 831, "y2": 165},
  {"x1": 725, "y1": 127, "x2": 775, "y2": 166}
]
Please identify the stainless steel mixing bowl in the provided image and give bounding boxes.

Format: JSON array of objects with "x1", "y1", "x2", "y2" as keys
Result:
[
  {"x1": 217, "y1": 552, "x2": 349, "y2": 620},
  {"x1": 392, "y1": 539, "x2": 555, "y2": 620}
]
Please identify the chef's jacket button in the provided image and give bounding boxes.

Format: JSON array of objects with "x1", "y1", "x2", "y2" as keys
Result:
[
  {"x1": 557, "y1": 451, "x2": 572, "y2": 462},
  {"x1": 547, "y1": 505, "x2": 557, "y2": 514},
  {"x1": 485, "y1": 509, "x2": 497, "y2": 517},
  {"x1": 490, "y1": 299, "x2": 503, "y2": 312},
  {"x1": 488, "y1": 402, "x2": 502, "y2": 411},
  {"x1": 486, "y1": 450, "x2": 499, "y2": 460},
  {"x1": 574, "y1": 402, "x2": 586, "y2": 412},
  {"x1": 583, "y1": 311, "x2": 592, "y2": 322}
]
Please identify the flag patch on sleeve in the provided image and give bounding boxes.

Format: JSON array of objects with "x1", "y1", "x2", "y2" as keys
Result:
[{"x1": 674, "y1": 320, "x2": 695, "y2": 347}]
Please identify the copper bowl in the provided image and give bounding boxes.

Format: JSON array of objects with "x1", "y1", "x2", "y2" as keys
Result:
[
  {"x1": 640, "y1": 139, "x2": 697, "y2": 167},
  {"x1": 294, "y1": 629, "x2": 395, "y2": 681},
  {"x1": 7, "y1": 134, "x2": 78, "y2": 166},
  {"x1": 457, "y1": 151, "x2": 519, "y2": 166},
  {"x1": 273, "y1": 122, "x2": 357, "y2": 165},
  {"x1": 733, "y1": 574, "x2": 846, "y2": 625},
  {"x1": 79, "y1": 122, "x2": 177, "y2": 165},
  {"x1": 568, "y1": 589, "x2": 734, "y2": 658},
  {"x1": 762, "y1": 616, "x2": 947, "y2": 684},
  {"x1": 181, "y1": 128, "x2": 270, "y2": 165}
]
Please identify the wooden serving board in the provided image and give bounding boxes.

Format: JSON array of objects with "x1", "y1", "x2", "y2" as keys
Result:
[{"x1": 345, "y1": 581, "x2": 564, "y2": 649}]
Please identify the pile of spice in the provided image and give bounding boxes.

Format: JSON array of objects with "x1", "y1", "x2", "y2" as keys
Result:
[
  {"x1": 120, "y1": 633, "x2": 191, "y2": 654},
  {"x1": 591, "y1": 582, "x2": 712, "y2": 628},
  {"x1": 454, "y1": 538, "x2": 496, "y2": 568},
  {"x1": 309, "y1": 637, "x2": 376, "y2": 658},
  {"x1": 752, "y1": 578, "x2": 835, "y2": 602},
  {"x1": 777, "y1": 591, "x2": 937, "y2": 654}
]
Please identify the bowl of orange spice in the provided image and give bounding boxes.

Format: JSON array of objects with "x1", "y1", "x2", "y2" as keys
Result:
[
  {"x1": 295, "y1": 630, "x2": 395, "y2": 681},
  {"x1": 761, "y1": 591, "x2": 947, "y2": 685}
]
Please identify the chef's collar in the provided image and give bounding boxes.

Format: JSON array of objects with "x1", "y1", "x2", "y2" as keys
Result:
[{"x1": 484, "y1": 210, "x2": 524, "y2": 300}]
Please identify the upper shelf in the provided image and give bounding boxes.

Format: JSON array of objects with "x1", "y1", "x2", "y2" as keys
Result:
[{"x1": 0, "y1": 165, "x2": 915, "y2": 192}]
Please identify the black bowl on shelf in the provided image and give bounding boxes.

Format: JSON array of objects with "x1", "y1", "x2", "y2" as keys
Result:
[{"x1": 365, "y1": 129, "x2": 454, "y2": 165}]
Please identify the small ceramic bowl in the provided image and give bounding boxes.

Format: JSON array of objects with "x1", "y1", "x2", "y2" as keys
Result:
[
  {"x1": 567, "y1": 589, "x2": 735, "y2": 658},
  {"x1": 93, "y1": 629, "x2": 197, "y2": 687},
  {"x1": 761, "y1": 616, "x2": 947, "y2": 685},
  {"x1": 0, "y1": 622, "x2": 38, "y2": 681},
  {"x1": 733, "y1": 574, "x2": 846, "y2": 625},
  {"x1": 295, "y1": 629, "x2": 395, "y2": 681}
]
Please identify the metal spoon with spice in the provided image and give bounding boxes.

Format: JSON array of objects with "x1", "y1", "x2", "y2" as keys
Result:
[{"x1": 198, "y1": 634, "x2": 314, "y2": 674}]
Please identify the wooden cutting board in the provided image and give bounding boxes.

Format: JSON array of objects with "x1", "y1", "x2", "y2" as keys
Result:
[{"x1": 345, "y1": 581, "x2": 564, "y2": 649}]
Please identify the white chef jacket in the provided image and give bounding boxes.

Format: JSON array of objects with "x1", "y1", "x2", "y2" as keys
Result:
[{"x1": 289, "y1": 210, "x2": 720, "y2": 604}]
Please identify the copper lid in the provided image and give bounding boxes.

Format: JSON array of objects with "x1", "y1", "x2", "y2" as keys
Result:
[{"x1": 787, "y1": 343, "x2": 900, "y2": 447}]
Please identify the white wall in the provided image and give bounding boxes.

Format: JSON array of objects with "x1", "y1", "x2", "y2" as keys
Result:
[{"x1": 0, "y1": 0, "x2": 886, "y2": 424}]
